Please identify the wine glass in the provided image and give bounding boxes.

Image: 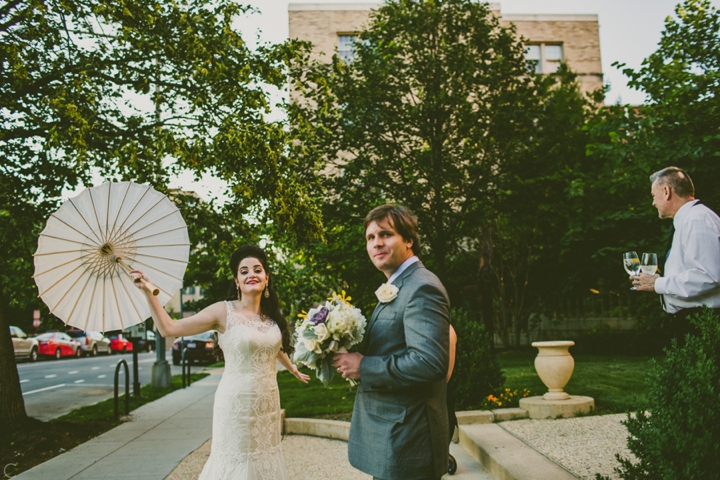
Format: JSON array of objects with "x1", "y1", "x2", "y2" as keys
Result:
[
  {"x1": 640, "y1": 253, "x2": 658, "y2": 276},
  {"x1": 623, "y1": 251, "x2": 640, "y2": 290}
]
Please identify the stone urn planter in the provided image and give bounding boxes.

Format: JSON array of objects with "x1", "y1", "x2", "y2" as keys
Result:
[{"x1": 532, "y1": 341, "x2": 575, "y2": 400}]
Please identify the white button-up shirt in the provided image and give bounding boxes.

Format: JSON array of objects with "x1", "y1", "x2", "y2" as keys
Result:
[
  {"x1": 388, "y1": 256, "x2": 420, "y2": 285},
  {"x1": 654, "y1": 200, "x2": 720, "y2": 313}
]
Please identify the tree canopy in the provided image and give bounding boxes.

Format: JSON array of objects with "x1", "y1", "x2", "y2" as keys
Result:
[
  {"x1": 289, "y1": 0, "x2": 596, "y2": 346},
  {"x1": 574, "y1": 0, "x2": 720, "y2": 294},
  {"x1": 0, "y1": 0, "x2": 321, "y2": 430}
]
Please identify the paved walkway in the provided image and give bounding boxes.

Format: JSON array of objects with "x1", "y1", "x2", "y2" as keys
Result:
[
  {"x1": 14, "y1": 369, "x2": 565, "y2": 480},
  {"x1": 15, "y1": 373, "x2": 220, "y2": 480}
]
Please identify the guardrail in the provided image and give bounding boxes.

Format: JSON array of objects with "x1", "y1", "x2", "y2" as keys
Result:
[{"x1": 114, "y1": 359, "x2": 130, "y2": 419}]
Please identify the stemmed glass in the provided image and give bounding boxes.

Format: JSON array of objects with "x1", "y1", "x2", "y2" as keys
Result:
[
  {"x1": 623, "y1": 251, "x2": 640, "y2": 290},
  {"x1": 640, "y1": 253, "x2": 658, "y2": 276}
]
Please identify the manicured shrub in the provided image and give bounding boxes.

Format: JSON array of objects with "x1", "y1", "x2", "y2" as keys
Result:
[
  {"x1": 601, "y1": 308, "x2": 720, "y2": 479},
  {"x1": 450, "y1": 308, "x2": 505, "y2": 410}
]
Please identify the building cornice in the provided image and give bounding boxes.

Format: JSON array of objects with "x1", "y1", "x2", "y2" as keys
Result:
[
  {"x1": 502, "y1": 14, "x2": 599, "y2": 22},
  {"x1": 289, "y1": 3, "x2": 381, "y2": 11}
]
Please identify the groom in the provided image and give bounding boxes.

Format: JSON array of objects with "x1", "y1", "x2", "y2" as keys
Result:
[{"x1": 334, "y1": 204, "x2": 450, "y2": 480}]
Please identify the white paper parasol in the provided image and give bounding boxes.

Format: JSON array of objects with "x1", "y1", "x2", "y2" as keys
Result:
[{"x1": 33, "y1": 181, "x2": 190, "y2": 332}]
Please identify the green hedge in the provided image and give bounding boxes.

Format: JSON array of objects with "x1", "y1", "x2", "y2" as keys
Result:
[
  {"x1": 601, "y1": 308, "x2": 720, "y2": 479},
  {"x1": 450, "y1": 308, "x2": 504, "y2": 410}
]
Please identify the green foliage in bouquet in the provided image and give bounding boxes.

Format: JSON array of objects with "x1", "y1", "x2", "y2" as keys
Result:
[
  {"x1": 293, "y1": 292, "x2": 367, "y2": 387},
  {"x1": 597, "y1": 308, "x2": 720, "y2": 479},
  {"x1": 450, "y1": 309, "x2": 505, "y2": 410},
  {"x1": 293, "y1": 326, "x2": 337, "y2": 388}
]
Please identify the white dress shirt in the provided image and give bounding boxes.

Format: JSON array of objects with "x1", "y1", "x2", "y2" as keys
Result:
[
  {"x1": 388, "y1": 256, "x2": 420, "y2": 285},
  {"x1": 654, "y1": 200, "x2": 720, "y2": 313}
]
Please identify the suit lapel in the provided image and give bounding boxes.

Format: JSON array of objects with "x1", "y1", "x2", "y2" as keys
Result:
[{"x1": 363, "y1": 261, "x2": 423, "y2": 345}]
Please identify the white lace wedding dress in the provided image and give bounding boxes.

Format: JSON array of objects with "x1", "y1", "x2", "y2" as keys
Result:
[{"x1": 198, "y1": 301, "x2": 288, "y2": 480}]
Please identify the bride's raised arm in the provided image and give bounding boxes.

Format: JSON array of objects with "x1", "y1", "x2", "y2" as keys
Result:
[{"x1": 131, "y1": 270, "x2": 224, "y2": 338}]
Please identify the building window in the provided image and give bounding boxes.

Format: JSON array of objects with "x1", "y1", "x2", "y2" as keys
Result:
[
  {"x1": 525, "y1": 44, "x2": 563, "y2": 74},
  {"x1": 525, "y1": 45, "x2": 541, "y2": 73},
  {"x1": 338, "y1": 35, "x2": 357, "y2": 62}
]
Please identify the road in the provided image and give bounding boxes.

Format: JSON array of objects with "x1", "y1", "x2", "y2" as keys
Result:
[{"x1": 17, "y1": 351, "x2": 205, "y2": 421}]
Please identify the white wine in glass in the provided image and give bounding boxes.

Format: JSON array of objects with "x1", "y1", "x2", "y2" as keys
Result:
[
  {"x1": 623, "y1": 251, "x2": 640, "y2": 290},
  {"x1": 640, "y1": 253, "x2": 658, "y2": 275}
]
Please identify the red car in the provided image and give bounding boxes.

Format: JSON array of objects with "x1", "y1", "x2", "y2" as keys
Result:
[
  {"x1": 108, "y1": 333, "x2": 133, "y2": 353},
  {"x1": 36, "y1": 332, "x2": 82, "y2": 359}
]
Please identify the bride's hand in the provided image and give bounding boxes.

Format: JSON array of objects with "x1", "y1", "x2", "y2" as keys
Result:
[
  {"x1": 130, "y1": 270, "x2": 151, "y2": 291},
  {"x1": 291, "y1": 365, "x2": 310, "y2": 384}
]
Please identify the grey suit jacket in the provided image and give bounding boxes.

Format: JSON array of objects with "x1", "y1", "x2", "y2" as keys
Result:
[{"x1": 349, "y1": 261, "x2": 450, "y2": 480}]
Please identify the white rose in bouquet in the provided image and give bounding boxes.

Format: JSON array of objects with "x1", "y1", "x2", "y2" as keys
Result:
[{"x1": 314, "y1": 323, "x2": 331, "y2": 343}]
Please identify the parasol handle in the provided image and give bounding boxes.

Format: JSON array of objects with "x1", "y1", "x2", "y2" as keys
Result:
[{"x1": 115, "y1": 259, "x2": 160, "y2": 296}]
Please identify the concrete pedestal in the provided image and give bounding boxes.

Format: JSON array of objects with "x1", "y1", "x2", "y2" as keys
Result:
[
  {"x1": 151, "y1": 361, "x2": 172, "y2": 388},
  {"x1": 519, "y1": 395, "x2": 594, "y2": 419}
]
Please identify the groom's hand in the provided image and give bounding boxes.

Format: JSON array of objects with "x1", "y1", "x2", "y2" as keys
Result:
[{"x1": 333, "y1": 353, "x2": 363, "y2": 380}]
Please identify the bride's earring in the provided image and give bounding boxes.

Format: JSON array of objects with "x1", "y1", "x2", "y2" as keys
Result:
[
  {"x1": 264, "y1": 285, "x2": 270, "y2": 298},
  {"x1": 236, "y1": 284, "x2": 240, "y2": 299}
]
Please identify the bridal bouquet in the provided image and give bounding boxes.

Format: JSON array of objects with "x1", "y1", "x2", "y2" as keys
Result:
[{"x1": 293, "y1": 291, "x2": 367, "y2": 387}]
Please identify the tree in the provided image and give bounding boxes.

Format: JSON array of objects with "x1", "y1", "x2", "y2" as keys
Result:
[
  {"x1": 568, "y1": 0, "x2": 720, "y2": 301},
  {"x1": 489, "y1": 65, "x2": 598, "y2": 346},
  {"x1": 0, "y1": 0, "x2": 321, "y2": 430},
  {"x1": 290, "y1": 0, "x2": 595, "y2": 343}
]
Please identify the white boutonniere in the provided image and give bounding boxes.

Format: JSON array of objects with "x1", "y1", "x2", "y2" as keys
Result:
[{"x1": 375, "y1": 283, "x2": 399, "y2": 303}]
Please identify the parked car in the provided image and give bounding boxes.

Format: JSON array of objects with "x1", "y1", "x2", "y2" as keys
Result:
[
  {"x1": 66, "y1": 329, "x2": 112, "y2": 356},
  {"x1": 108, "y1": 333, "x2": 133, "y2": 353},
  {"x1": 172, "y1": 331, "x2": 220, "y2": 365},
  {"x1": 36, "y1": 332, "x2": 82, "y2": 359},
  {"x1": 136, "y1": 330, "x2": 156, "y2": 352},
  {"x1": 10, "y1": 326, "x2": 38, "y2": 362}
]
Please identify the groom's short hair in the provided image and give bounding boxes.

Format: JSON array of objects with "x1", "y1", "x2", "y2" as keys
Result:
[{"x1": 364, "y1": 204, "x2": 421, "y2": 256}]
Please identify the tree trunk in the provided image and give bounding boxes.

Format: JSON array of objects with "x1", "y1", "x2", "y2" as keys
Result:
[
  {"x1": 0, "y1": 301, "x2": 28, "y2": 431},
  {"x1": 477, "y1": 225, "x2": 495, "y2": 344}
]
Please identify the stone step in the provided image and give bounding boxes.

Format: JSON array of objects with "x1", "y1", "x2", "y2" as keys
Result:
[{"x1": 458, "y1": 423, "x2": 577, "y2": 480}]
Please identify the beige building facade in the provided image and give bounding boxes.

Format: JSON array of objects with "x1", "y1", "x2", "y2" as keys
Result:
[{"x1": 289, "y1": 2, "x2": 603, "y2": 95}]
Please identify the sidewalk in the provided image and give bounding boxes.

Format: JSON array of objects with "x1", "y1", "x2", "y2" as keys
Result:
[
  {"x1": 15, "y1": 372, "x2": 220, "y2": 480},
  {"x1": 14, "y1": 369, "x2": 572, "y2": 480}
]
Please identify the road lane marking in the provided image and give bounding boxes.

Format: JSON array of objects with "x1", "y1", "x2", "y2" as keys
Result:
[
  {"x1": 44, "y1": 374, "x2": 57, "y2": 378},
  {"x1": 98, "y1": 374, "x2": 106, "y2": 379},
  {"x1": 69, "y1": 370, "x2": 79, "y2": 374},
  {"x1": 20, "y1": 379, "x2": 29, "y2": 383},
  {"x1": 74, "y1": 379, "x2": 85, "y2": 384},
  {"x1": 23, "y1": 384, "x2": 65, "y2": 396},
  {"x1": 92, "y1": 367, "x2": 100, "y2": 370}
]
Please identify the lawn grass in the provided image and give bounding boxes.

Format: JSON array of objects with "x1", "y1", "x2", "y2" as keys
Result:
[
  {"x1": 278, "y1": 369, "x2": 357, "y2": 421},
  {"x1": 278, "y1": 350, "x2": 657, "y2": 419},
  {"x1": 497, "y1": 349, "x2": 655, "y2": 414},
  {"x1": 2, "y1": 372, "x2": 208, "y2": 476}
]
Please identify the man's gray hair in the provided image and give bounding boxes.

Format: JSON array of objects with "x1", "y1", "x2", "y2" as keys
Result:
[{"x1": 649, "y1": 166, "x2": 695, "y2": 198}]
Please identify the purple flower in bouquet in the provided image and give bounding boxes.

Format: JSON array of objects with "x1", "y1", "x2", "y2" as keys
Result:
[{"x1": 311, "y1": 306, "x2": 329, "y2": 325}]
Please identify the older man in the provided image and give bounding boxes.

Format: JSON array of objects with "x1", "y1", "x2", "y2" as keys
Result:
[
  {"x1": 333, "y1": 204, "x2": 450, "y2": 480},
  {"x1": 633, "y1": 167, "x2": 720, "y2": 335}
]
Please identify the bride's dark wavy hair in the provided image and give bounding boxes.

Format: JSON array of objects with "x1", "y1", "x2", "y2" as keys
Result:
[{"x1": 226, "y1": 245, "x2": 293, "y2": 354}]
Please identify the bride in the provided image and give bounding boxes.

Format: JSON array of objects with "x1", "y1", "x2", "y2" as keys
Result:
[{"x1": 131, "y1": 244, "x2": 309, "y2": 480}]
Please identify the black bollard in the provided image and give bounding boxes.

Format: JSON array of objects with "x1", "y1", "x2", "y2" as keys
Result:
[{"x1": 129, "y1": 337, "x2": 141, "y2": 397}]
